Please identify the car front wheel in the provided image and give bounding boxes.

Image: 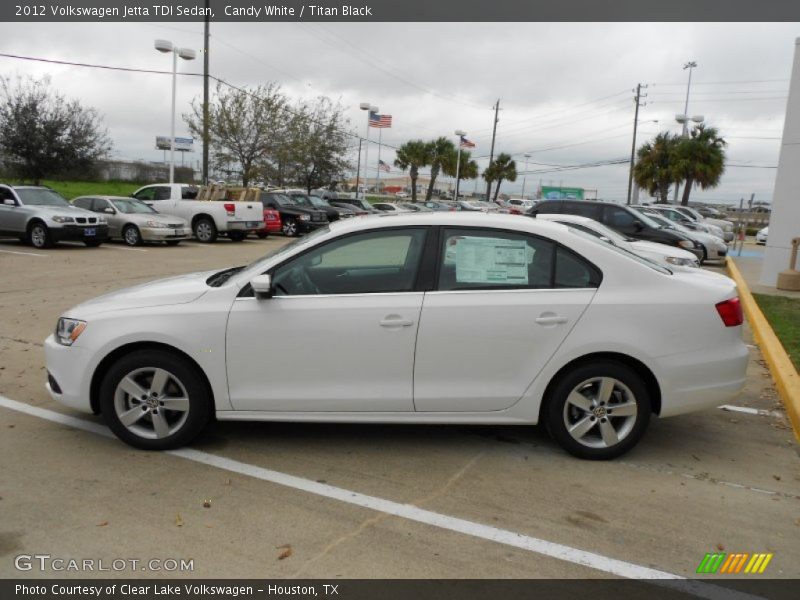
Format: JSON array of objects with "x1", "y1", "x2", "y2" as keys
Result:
[
  {"x1": 123, "y1": 224, "x2": 142, "y2": 246},
  {"x1": 282, "y1": 218, "x2": 298, "y2": 237},
  {"x1": 28, "y1": 222, "x2": 52, "y2": 249},
  {"x1": 544, "y1": 361, "x2": 651, "y2": 460},
  {"x1": 99, "y1": 350, "x2": 212, "y2": 450}
]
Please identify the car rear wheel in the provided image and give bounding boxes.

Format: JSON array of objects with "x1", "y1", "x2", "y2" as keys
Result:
[
  {"x1": 228, "y1": 231, "x2": 246, "y2": 242},
  {"x1": 99, "y1": 350, "x2": 212, "y2": 450},
  {"x1": 193, "y1": 217, "x2": 218, "y2": 243},
  {"x1": 123, "y1": 224, "x2": 142, "y2": 246},
  {"x1": 282, "y1": 218, "x2": 298, "y2": 237},
  {"x1": 28, "y1": 222, "x2": 52, "y2": 249},
  {"x1": 165, "y1": 240, "x2": 181, "y2": 246},
  {"x1": 256, "y1": 232, "x2": 269, "y2": 239},
  {"x1": 544, "y1": 361, "x2": 651, "y2": 460}
]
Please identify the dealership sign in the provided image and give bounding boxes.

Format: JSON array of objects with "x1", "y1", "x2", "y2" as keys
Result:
[
  {"x1": 156, "y1": 136, "x2": 194, "y2": 151},
  {"x1": 541, "y1": 186, "x2": 584, "y2": 200}
]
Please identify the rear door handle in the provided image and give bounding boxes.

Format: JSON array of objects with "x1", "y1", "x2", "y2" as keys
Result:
[
  {"x1": 535, "y1": 315, "x2": 568, "y2": 325},
  {"x1": 380, "y1": 317, "x2": 414, "y2": 328}
]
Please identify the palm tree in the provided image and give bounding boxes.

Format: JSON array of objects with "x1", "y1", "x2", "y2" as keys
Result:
[
  {"x1": 424, "y1": 137, "x2": 456, "y2": 201},
  {"x1": 394, "y1": 140, "x2": 431, "y2": 202},
  {"x1": 483, "y1": 153, "x2": 517, "y2": 202},
  {"x1": 443, "y1": 149, "x2": 478, "y2": 196},
  {"x1": 673, "y1": 125, "x2": 727, "y2": 206},
  {"x1": 633, "y1": 132, "x2": 678, "y2": 204}
]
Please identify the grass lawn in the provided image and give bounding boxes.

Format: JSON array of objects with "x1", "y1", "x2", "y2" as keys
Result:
[
  {"x1": 13, "y1": 180, "x2": 145, "y2": 200},
  {"x1": 753, "y1": 293, "x2": 800, "y2": 372}
]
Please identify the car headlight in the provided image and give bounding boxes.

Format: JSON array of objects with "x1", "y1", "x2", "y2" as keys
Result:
[
  {"x1": 724, "y1": 224, "x2": 733, "y2": 232},
  {"x1": 55, "y1": 318, "x2": 87, "y2": 346},
  {"x1": 666, "y1": 256, "x2": 699, "y2": 267},
  {"x1": 52, "y1": 216, "x2": 75, "y2": 223},
  {"x1": 299, "y1": 214, "x2": 311, "y2": 221},
  {"x1": 677, "y1": 240, "x2": 694, "y2": 249},
  {"x1": 96, "y1": 216, "x2": 107, "y2": 224},
  {"x1": 144, "y1": 220, "x2": 169, "y2": 228}
]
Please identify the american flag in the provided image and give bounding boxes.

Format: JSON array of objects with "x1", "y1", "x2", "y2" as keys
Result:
[
  {"x1": 378, "y1": 160, "x2": 391, "y2": 173},
  {"x1": 459, "y1": 136, "x2": 476, "y2": 149},
  {"x1": 369, "y1": 111, "x2": 392, "y2": 128}
]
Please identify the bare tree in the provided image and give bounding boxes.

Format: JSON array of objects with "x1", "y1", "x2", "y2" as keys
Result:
[{"x1": 0, "y1": 75, "x2": 112, "y2": 184}]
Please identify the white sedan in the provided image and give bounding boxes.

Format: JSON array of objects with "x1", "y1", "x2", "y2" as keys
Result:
[
  {"x1": 535, "y1": 214, "x2": 700, "y2": 270},
  {"x1": 756, "y1": 226, "x2": 768, "y2": 245},
  {"x1": 45, "y1": 213, "x2": 748, "y2": 459}
]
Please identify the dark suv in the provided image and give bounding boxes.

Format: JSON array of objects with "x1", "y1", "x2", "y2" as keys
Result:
[
  {"x1": 527, "y1": 199, "x2": 703, "y2": 261},
  {"x1": 261, "y1": 192, "x2": 328, "y2": 237}
]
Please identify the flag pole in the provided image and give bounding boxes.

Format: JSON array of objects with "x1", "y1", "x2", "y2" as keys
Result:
[{"x1": 377, "y1": 128, "x2": 382, "y2": 196}]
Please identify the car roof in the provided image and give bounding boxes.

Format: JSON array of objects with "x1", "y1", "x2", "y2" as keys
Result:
[
  {"x1": 535, "y1": 214, "x2": 594, "y2": 224},
  {"x1": 73, "y1": 195, "x2": 137, "y2": 201}
]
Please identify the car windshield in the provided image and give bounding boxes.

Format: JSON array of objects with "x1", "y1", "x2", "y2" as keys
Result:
[
  {"x1": 111, "y1": 199, "x2": 157, "y2": 214},
  {"x1": 647, "y1": 212, "x2": 691, "y2": 233},
  {"x1": 631, "y1": 208, "x2": 668, "y2": 229},
  {"x1": 269, "y1": 194, "x2": 298, "y2": 206},
  {"x1": 556, "y1": 219, "x2": 630, "y2": 244},
  {"x1": 15, "y1": 188, "x2": 70, "y2": 207},
  {"x1": 291, "y1": 195, "x2": 314, "y2": 207},
  {"x1": 307, "y1": 196, "x2": 329, "y2": 208}
]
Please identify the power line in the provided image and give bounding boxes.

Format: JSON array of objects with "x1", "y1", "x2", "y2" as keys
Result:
[{"x1": 0, "y1": 51, "x2": 204, "y2": 77}]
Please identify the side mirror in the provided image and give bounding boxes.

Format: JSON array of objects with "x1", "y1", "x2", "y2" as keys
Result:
[
  {"x1": 103, "y1": 207, "x2": 115, "y2": 214},
  {"x1": 251, "y1": 274, "x2": 273, "y2": 299},
  {"x1": 2, "y1": 198, "x2": 15, "y2": 206}
]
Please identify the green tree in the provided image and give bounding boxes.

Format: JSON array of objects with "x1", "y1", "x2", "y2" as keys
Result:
[
  {"x1": 394, "y1": 140, "x2": 431, "y2": 202},
  {"x1": 442, "y1": 149, "x2": 478, "y2": 197},
  {"x1": 483, "y1": 153, "x2": 517, "y2": 202},
  {"x1": 0, "y1": 75, "x2": 111, "y2": 184},
  {"x1": 633, "y1": 132, "x2": 679, "y2": 204},
  {"x1": 673, "y1": 125, "x2": 727, "y2": 206},
  {"x1": 424, "y1": 137, "x2": 456, "y2": 201}
]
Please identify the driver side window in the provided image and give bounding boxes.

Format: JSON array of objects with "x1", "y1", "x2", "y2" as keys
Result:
[{"x1": 271, "y1": 228, "x2": 428, "y2": 296}]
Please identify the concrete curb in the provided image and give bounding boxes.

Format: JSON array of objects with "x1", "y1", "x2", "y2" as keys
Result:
[{"x1": 726, "y1": 257, "x2": 800, "y2": 441}]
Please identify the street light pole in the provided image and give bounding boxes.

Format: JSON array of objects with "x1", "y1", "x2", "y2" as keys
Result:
[
  {"x1": 453, "y1": 130, "x2": 466, "y2": 201},
  {"x1": 359, "y1": 103, "x2": 377, "y2": 199},
  {"x1": 155, "y1": 40, "x2": 195, "y2": 184},
  {"x1": 521, "y1": 153, "x2": 531, "y2": 199},
  {"x1": 673, "y1": 61, "x2": 697, "y2": 202},
  {"x1": 627, "y1": 83, "x2": 647, "y2": 205}
]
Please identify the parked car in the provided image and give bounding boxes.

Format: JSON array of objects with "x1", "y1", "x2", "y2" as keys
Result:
[
  {"x1": 646, "y1": 205, "x2": 726, "y2": 241},
  {"x1": 373, "y1": 202, "x2": 415, "y2": 213},
  {"x1": 261, "y1": 192, "x2": 328, "y2": 237},
  {"x1": 131, "y1": 183, "x2": 263, "y2": 243},
  {"x1": 535, "y1": 214, "x2": 700, "y2": 271},
  {"x1": 255, "y1": 208, "x2": 282, "y2": 239},
  {"x1": 71, "y1": 196, "x2": 190, "y2": 246},
  {"x1": 508, "y1": 198, "x2": 535, "y2": 211},
  {"x1": 395, "y1": 191, "x2": 410, "y2": 199},
  {"x1": 458, "y1": 200, "x2": 500, "y2": 212},
  {"x1": 0, "y1": 185, "x2": 109, "y2": 248},
  {"x1": 667, "y1": 205, "x2": 735, "y2": 242},
  {"x1": 328, "y1": 199, "x2": 378, "y2": 215},
  {"x1": 45, "y1": 213, "x2": 748, "y2": 459},
  {"x1": 284, "y1": 190, "x2": 355, "y2": 221},
  {"x1": 756, "y1": 226, "x2": 769, "y2": 245},
  {"x1": 528, "y1": 199, "x2": 704, "y2": 263},
  {"x1": 696, "y1": 206, "x2": 725, "y2": 219},
  {"x1": 331, "y1": 198, "x2": 381, "y2": 214},
  {"x1": 633, "y1": 208, "x2": 728, "y2": 264},
  {"x1": 402, "y1": 203, "x2": 434, "y2": 212},
  {"x1": 419, "y1": 200, "x2": 458, "y2": 212},
  {"x1": 494, "y1": 200, "x2": 523, "y2": 215}
]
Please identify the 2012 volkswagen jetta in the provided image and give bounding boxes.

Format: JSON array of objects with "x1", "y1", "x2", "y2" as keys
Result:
[{"x1": 44, "y1": 213, "x2": 748, "y2": 459}]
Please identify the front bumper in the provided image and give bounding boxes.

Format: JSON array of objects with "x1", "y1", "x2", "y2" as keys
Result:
[
  {"x1": 705, "y1": 244, "x2": 728, "y2": 262},
  {"x1": 722, "y1": 231, "x2": 734, "y2": 242},
  {"x1": 44, "y1": 334, "x2": 94, "y2": 413},
  {"x1": 141, "y1": 227, "x2": 192, "y2": 242},
  {"x1": 50, "y1": 224, "x2": 109, "y2": 243},
  {"x1": 299, "y1": 220, "x2": 328, "y2": 232}
]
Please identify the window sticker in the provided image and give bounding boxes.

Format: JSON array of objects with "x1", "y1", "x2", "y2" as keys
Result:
[{"x1": 454, "y1": 237, "x2": 529, "y2": 284}]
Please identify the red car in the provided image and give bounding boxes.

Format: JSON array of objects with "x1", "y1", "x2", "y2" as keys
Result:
[{"x1": 255, "y1": 208, "x2": 281, "y2": 238}]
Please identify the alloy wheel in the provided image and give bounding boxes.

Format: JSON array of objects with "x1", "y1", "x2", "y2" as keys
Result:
[
  {"x1": 30, "y1": 225, "x2": 47, "y2": 248},
  {"x1": 113, "y1": 367, "x2": 190, "y2": 440},
  {"x1": 562, "y1": 377, "x2": 638, "y2": 449}
]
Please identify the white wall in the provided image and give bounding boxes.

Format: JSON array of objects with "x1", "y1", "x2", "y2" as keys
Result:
[{"x1": 761, "y1": 38, "x2": 800, "y2": 286}]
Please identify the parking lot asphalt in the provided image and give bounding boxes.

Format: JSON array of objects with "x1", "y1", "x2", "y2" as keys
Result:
[{"x1": 0, "y1": 236, "x2": 798, "y2": 582}]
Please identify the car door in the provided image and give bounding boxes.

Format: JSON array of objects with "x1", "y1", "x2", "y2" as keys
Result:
[
  {"x1": 413, "y1": 227, "x2": 600, "y2": 412},
  {"x1": 226, "y1": 227, "x2": 430, "y2": 412},
  {"x1": 0, "y1": 187, "x2": 26, "y2": 233},
  {"x1": 91, "y1": 198, "x2": 122, "y2": 237}
]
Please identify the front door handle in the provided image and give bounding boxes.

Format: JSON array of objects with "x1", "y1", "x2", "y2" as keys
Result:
[
  {"x1": 380, "y1": 316, "x2": 414, "y2": 328},
  {"x1": 535, "y1": 315, "x2": 568, "y2": 326}
]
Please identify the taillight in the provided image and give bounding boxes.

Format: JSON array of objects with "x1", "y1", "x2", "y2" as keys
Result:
[
  {"x1": 224, "y1": 203, "x2": 235, "y2": 216},
  {"x1": 715, "y1": 297, "x2": 743, "y2": 327}
]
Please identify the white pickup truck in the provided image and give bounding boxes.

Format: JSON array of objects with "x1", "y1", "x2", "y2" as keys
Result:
[{"x1": 131, "y1": 183, "x2": 263, "y2": 243}]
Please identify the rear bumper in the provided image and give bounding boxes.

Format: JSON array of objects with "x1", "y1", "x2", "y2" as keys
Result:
[
  {"x1": 228, "y1": 220, "x2": 264, "y2": 231},
  {"x1": 656, "y1": 340, "x2": 749, "y2": 417},
  {"x1": 50, "y1": 225, "x2": 109, "y2": 243}
]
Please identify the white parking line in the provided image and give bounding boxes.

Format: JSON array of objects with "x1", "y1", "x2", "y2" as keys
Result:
[
  {"x1": 719, "y1": 404, "x2": 783, "y2": 418},
  {"x1": 0, "y1": 394, "x2": 765, "y2": 600},
  {"x1": 0, "y1": 248, "x2": 46, "y2": 257},
  {"x1": 100, "y1": 245, "x2": 148, "y2": 253}
]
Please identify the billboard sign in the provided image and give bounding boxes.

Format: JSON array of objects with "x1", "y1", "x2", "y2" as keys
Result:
[
  {"x1": 541, "y1": 186, "x2": 584, "y2": 200},
  {"x1": 156, "y1": 136, "x2": 194, "y2": 151}
]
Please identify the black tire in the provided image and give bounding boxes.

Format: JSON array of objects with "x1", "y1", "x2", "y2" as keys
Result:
[
  {"x1": 84, "y1": 240, "x2": 103, "y2": 247},
  {"x1": 282, "y1": 218, "x2": 299, "y2": 237},
  {"x1": 193, "y1": 217, "x2": 218, "y2": 243},
  {"x1": 227, "y1": 231, "x2": 246, "y2": 242},
  {"x1": 99, "y1": 349, "x2": 212, "y2": 450},
  {"x1": 256, "y1": 232, "x2": 269, "y2": 239},
  {"x1": 165, "y1": 240, "x2": 181, "y2": 246},
  {"x1": 700, "y1": 247, "x2": 708, "y2": 265},
  {"x1": 28, "y1": 221, "x2": 52, "y2": 249},
  {"x1": 122, "y1": 224, "x2": 142, "y2": 246},
  {"x1": 544, "y1": 360, "x2": 651, "y2": 460}
]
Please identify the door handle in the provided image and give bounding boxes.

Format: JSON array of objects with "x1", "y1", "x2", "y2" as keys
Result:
[
  {"x1": 535, "y1": 315, "x2": 568, "y2": 325},
  {"x1": 380, "y1": 317, "x2": 414, "y2": 328}
]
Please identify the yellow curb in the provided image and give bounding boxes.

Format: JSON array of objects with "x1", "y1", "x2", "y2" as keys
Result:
[{"x1": 726, "y1": 257, "x2": 800, "y2": 441}]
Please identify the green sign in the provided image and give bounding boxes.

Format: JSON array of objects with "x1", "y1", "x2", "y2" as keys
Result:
[{"x1": 541, "y1": 186, "x2": 584, "y2": 200}]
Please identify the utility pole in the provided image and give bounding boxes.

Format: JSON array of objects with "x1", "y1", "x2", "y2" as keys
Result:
[
  {"x1": 202, "y1": 0, "x2": 210, "y2": 185},
  {"x1": 673, "y1": 61, "x2": 697, "y2": 203},
  {"x1": 355, "y1": 138, "x2": 363, "y2": 198},
  {"x1": 485, "y1": 99, "x2": 500, "y2": 202},
  {"x1": 626, "y1": 84, "x2": 647, "y2": 205}
]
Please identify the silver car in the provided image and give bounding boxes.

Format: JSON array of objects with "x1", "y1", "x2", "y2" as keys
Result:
[
  {"x1": 637, "y1": 209, "x2": 728, "y2": 264},
  {"x1": 72, "y1": 196, "x2": 191, "y2": 246}
]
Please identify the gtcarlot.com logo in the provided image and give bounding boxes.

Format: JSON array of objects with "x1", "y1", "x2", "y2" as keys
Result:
[{"x1": 696, "y1": 552, "x2": 773, "y2": 574}]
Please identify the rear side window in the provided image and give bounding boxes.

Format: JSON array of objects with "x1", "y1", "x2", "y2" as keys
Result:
[
  {"x1": 604, "y1": 206, "x2": 638, "y2": 229},
  {"x1": 555, "y1": 246, "x2": 602, "y2": 288},
  {"x1": 564, "y1": 201, "x2": 601, "y2": 220},
  {"x1": 181, "y1": 186, "x2": 198, "y2": 200},
  {"x1": 531, "y1": 200, "x2": 562, "y2": 215},
  {"x1": 153, "y1": 186, "x2": 172, "y2": 201}
]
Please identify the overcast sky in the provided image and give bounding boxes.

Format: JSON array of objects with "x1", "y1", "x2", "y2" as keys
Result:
[{"x1": 1, "y1": 21, "x2": 797, "y2": 204}]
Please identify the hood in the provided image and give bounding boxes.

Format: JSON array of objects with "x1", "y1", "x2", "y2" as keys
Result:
[
  {"x1": 29, "y1": 204, "x2": 99, "y2": 219},
  {"x1": 67, "y1": 270, "x2": 216, "y2": 316},
  {"x1": 630, "y1": 239, "x2": 697, "y2": 260}
]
